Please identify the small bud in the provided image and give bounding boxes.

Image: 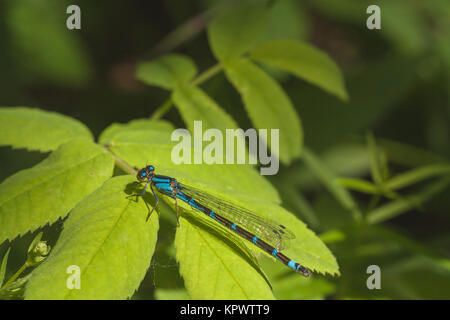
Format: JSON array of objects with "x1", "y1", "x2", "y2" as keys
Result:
[{"x1": 26, "y1": 241, "x2": 51, "y2": 267}]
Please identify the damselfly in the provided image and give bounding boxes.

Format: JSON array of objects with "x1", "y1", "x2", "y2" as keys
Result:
[{"x1": 135, "y1": 165, "x2": 311, "y2": 277}]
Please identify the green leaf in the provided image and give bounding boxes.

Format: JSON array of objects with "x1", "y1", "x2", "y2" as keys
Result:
[
  {"x1": 155, "y1": 288, "x2": 190, "y2": 300},
  {"x1": 107, "y1": 124, "x2": 339, "y2": 289},
  {"x1": 224, "y1": 58, "x2": 303, "y2": 164},
  {"x1": 251, "y1": 39, "x2": 348, "y2": 101},
  {"x1": 175, "y1": 212, "x2": 274, "y2": 299},
  {"x1": 99, "y1": 118, "x2": 175, "y2": 146},
  {"x1": 26, "y1": 231, "x2": 51, "y2": 267},
  {"x1": 108, "y1": 124, "x2": 279, "y2": 202},
  {"x1": 136, "y1": 54, "x2": 197, "y2": 90},
  {"x1": 0, "y1": 107, "x2": 93, "y2": 152},
  {"x1": 0, "y1": 141, "x2": 115, "y2": 244},
  {"x1": 366, "y1": 177, "x2": 450, "y2": 224},
  {"x1": 383, "y1": 164, "x2": 450, "y2": 191},
  {"x1": 172, "y1": 84, "x2": 239, "y2": 133},
  {"x1": 0, "y1": 248, "x2": 10, "y2": 287},
  {"x1": 366, "y1": 132, "x2": 388, "y2": 184},
  {"x1": 25, "y1": 175, "x2": 159, "y2": 299},
  {"x1": 171, "y1": 84, "x2": 251, "y2": 163},
  {"x1": 27, "y1": 232, "x2": 43, "y2": 253},
  {"x1": 172, "y1": 186, "x2": 339, "y2": 298},
  {"x1": 207, "y1": 3, "x2": 269, "y2": 62},
  {"x1": 337, "y1": 178, "x2": 380, "y2": 195},
  {"x1": 301, "y1": 148, "x2": 362, "y2": 222},
  {"x1": 256, "y1": 204, "x2": 339, "y2": 277},
  {"x1": 0, "y1": 274, "x2": 30, "y2": 300},
  {"x1": 195, "y1": 188, "x2": 338, "y2": 275}
]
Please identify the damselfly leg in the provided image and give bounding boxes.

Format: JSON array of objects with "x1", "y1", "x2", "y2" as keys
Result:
[{"x1": 146, "y1": 183, "x2": 159, "y2": 220}]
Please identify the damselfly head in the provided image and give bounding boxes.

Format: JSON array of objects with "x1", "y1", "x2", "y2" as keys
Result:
[{"x1": 137, "y1": 165, "x2": 155, "y2": 182}]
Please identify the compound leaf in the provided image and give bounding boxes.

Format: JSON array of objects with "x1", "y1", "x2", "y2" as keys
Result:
[
  {"x1": 0, "y1": 141, "x2": 114, "y2": 244},
  {"x1": 25, "y1": 175, "x2": 159, "y2": 299}
]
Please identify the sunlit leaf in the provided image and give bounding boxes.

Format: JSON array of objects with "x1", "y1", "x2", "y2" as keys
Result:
[
  {"x1": 25, "y1": 176, "x2": 159, "y2": 299},
  {"x1": 136, "y1": 54, "x2": 197, "y2": 90},
  {"x1": 106, "y1": 124, "x2": 279, "y2": 202},
  {"x1": 251, "y1": 39, "x2": 348, "y2": 101},
  {"x1": 99, "y1": 119, "x2": 175, "y2": 146},
  {"x1": 0, "y1": 248, "x2": 11, "y2": 287},
  {"x1": 105, "y1": 124, "x2": 339, "y2": 297},
  {"x1": 208, "y1": 3, "x2": 269, "y2": 62},
  {"x1": 0, "y1": 107, "x2": 93, "y2": 152},
  {"x1": 172, "y1": 84, "x2": 239, "y2": 133},
  {"x1": 224, "y1": 58, "x2": 303, "y2": 164},
  {"x1": 175, "y1": 213, "x2": 274, "y2": 299},
  {"x1": 172, "y1": 84, "x2": 252, "y2": 164},
  {"x1": 0, "y1": 141, "x2": 115, "y2": 244}
]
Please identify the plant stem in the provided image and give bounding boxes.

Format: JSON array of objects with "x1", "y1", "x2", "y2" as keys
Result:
[
  {"x1": 191, "y1": 63, "x2": 222, "y2": 86},
  {"x1": 1, "y1": 263, "x2": 27, "y2": 289},
  {"x1": 102, "y1": 146, "x2": 137, "y2": 175},
  {"x1": 151, "y1": 98, "x2": 173, "y2": 121}
]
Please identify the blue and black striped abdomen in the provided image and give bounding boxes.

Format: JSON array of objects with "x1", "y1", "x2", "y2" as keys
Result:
[
  {"x1": 150, "y1": 176, "x2": 311, "y2": 277},
  {"x1": 175, "y1": 190, "x2": 310, "y2": 277}
]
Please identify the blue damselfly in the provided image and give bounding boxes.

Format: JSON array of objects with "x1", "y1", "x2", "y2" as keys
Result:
[{"x1": 135, "y1": 165, "x2": 311, "y2": 277}]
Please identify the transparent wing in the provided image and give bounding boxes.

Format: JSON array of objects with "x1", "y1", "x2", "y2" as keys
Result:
[{"x1": 178, "y1": 183, "x2": 295, "y2": 251}]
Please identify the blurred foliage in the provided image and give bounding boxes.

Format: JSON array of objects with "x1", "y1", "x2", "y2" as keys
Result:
[{"x1": 0, "y1": 0, "x2": 449, "y2": 300}]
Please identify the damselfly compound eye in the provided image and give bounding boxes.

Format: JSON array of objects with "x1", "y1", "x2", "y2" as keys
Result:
[{"x1": 137, "y1": 168, "x2": 149, "y2": 182}]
